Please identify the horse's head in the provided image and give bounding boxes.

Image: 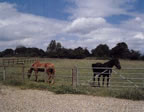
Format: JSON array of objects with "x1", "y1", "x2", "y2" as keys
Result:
[
  {"x1": 27, "y1": 68, "x2": 33, "y2": 79},
  {"x1": 112, "y1": 58, "x2": 121, "y2": 69}
]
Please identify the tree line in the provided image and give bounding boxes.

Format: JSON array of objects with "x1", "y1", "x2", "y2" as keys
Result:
[{"x1": 0, "y1": 40, "x2": 144, "y2": 60}]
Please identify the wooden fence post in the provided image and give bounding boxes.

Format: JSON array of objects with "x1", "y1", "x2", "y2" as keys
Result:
[
  {"x1": 72, "y1": 66, "x2": 78, "y2": 88},
  {"x1": 3, "y1": 66, "x2": 6, "y2": 81},
  {"x1": 72, "y1": 68, "x2": 74, "y2": 87},
  {"x1": 22, "y1": 65, "x2": 25, "y2": 81},
  {"x1": 2, "y1": 59, "x2": 4, "y2": 66}
]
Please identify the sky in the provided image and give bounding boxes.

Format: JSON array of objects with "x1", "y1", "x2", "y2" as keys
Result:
[{"x1": 0, "y1": 0, "x2": 144, "y2": 53}]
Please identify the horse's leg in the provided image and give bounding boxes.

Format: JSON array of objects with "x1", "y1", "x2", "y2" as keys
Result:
[
  {"x1": 51, "y1": 74, "x2": 54, "y2": 84},
  {"x1": 98, "y1": 75, "x2": 101, "y2": 87},
  {"x1": 35, "y1": 71, "x2": 38, "y2": 81},
  {"x1": 51, "y1": 68, "x2": 55, "y2": 84},
  {"x1": 102, "y1": 75, "x2": 105, "y2": 87},
  {"x1": 107, "y1": 75, "x2": 110, "y2": 87},
  {"x1": 48, "y1": 75, "x2": 52, "y2": 84},
  {"x1": 92, "y1": 73, "x2": 96, "y2": 86},
  {"x1": 47, "y1": 72, "x2": 52, "y2": 84},
  {"x1": 93, "y1": 73, "x2": 96, "y2": 82},
  {"x1": 44, "y1": 68, "x2": 48, "y2": 83},
  {"x1": 44, "y1": 72, "x2": 47, "y2": 83}
]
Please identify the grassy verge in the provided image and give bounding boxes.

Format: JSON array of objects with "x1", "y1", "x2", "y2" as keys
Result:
[{"x1": 1, "y1": 79, "x2": 144, "y2": 101}]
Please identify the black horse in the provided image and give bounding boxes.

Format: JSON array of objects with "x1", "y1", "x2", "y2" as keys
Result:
[{"x1": 92, "y1": 58, "x2": 121, "y2": 87}]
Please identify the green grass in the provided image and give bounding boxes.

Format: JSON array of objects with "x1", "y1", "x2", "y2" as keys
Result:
[{"x1": 0, "y1": 58, "x2": 144, "y2": 100}]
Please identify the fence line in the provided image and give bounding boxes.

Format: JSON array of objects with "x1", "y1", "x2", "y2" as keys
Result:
[
  {"x1": 77, "y1": 67, "x2": 144, "y2": 89},
  {"x1": 0, "y1": 65, "x2": 144, "y2": 89},
  {"x1": 78, "y1": 67, "x2": 144, "y2": 70},
  {"x1": 113, "y1": 70, "x2": 139, "y2": 88},
  {"x1": 1, "y1": 58, "x2": 38, "y2": 66}
]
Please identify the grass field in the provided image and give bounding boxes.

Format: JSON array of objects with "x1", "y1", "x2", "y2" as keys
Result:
[{"x1": 0, "y1": 58, "x2": 144, "y2": 100}]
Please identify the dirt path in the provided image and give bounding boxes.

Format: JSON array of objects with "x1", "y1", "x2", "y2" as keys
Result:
[{"x1": 0, "y1": 85, "x2": 144, "y2": 112}]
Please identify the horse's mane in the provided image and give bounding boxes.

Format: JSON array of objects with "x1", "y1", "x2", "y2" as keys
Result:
[
  {"x1": 92, "y1": 63, "x2": 103, "y2": 67},
  {"x1": 103, "y1": 60, "x2": 113, "y2": 66},
  {"x1": 32, "y1": 61, "x2": 40, "y2": 66},
  {"x1": 93, "y1": 59, "x2": 116, "y2": 68}
]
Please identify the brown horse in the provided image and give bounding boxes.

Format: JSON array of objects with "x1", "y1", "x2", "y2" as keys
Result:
[{"x1": 27, "y1": 61, "x2": 55, "y2": 84}]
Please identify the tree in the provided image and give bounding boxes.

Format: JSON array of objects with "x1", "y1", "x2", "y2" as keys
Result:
[
  {"x1": 2, "y1": 49, "x2": 14, "y2": 57},
  {"x1": 84, "y1": 48, "x2": 90, "y2": 57},
  {"x1": 141, "y1": 55, "x2": 144, "y2": 60},
  {"x1": 0, "y1": 52, "x2": 2, "y2": 57},
  {"x1": 129, "y1": 50, "x2": 141, "y2": 60},
  {"x1": 56, "y1": 42, "x2": 62, "y2": 50},
  {"x1": 72, "y1": 47, "x2": 87, "y2": 59},
  {"x1": 46, "y1": 40, "x2": 57, "y2": 52},
  {"x1": 15, "y1": 45, "x2": 27, "y2": 56},
  {"x1": 91, "y1": 44, "x2": 110, "y2": 58},
  {"x1": 110, "y1": 42, "x2": 130, "y2": 59},
  {"x1": 46, "y1": 40, "x2": 64, "y2": 58}
]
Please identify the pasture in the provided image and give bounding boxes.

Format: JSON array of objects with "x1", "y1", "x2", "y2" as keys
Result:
[{"x1": 0, "y1": 58, "x2": 144, "y2": 100}]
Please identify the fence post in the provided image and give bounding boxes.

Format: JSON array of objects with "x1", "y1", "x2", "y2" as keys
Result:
[
  {"x1": 3, "y1": 66, "x2": 6, "y2": 81},
  {"x1": 22, "y1": 65, "x2": 25, "y2": 81},
  {"x1": 7, "y1": 59, "x2": 9, "y2": 65},
  {"x1": 72, "y1": 68, "x2": 74, "y2": 87},
  {"x1": 2, "y1": 59, "x2": 4, "y2": 66},
  {"x1": 72, "y1": 66, "x2": 78, "y2": 88}
]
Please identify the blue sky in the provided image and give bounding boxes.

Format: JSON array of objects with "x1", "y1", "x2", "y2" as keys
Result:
[
  {"x1": 0, "y1": 0, "x2": 144, "y2": 53},
  {"x1": 0, "y1": 0, "x2": 72, "y2": 19}
]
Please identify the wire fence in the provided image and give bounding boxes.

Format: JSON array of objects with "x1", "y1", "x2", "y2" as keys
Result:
[
  {"x1": 76, "y1": 67, "x2": 144, "y2": 89},
  {"x1": 1, "y1": 58, "x2": 37, "y2": 66},
  {"x1": 0, "y1": 65, "x2": 74, "y2": 86},
  {"x1": 0, "y1": 65, "x2": 144, "y2": 89}
]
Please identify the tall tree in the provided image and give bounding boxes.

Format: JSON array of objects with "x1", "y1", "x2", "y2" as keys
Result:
[
  {"x1": 84, "y1": 48, "x2": 90, "y2": 57},
  {"x1": 129, "y1": 50, "x2": 141, "y2": 60},
  {"x1": 72, "y1": 47, "x2": 87, "y2": 59},
  {"x1": 91, "y1": 44, "x2": 110, "y2": 58},
  {"x1": 46, "y1": 40, "x2": 64, "y2": 58},
  {"x1": 2, "y1": 49, "x2": 14, "y2": 57},
  {"x1": 110, "y1": 42, "x2": 130, "y2": 59},
  {"x1": 15, "y1": 46, "x2": 27, "y2": 56},
  {"x1": 46, "y1": 40, "x2": 57, "y2": 52}
]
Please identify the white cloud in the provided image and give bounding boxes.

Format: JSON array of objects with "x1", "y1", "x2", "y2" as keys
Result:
[
  {"x1": 62, "y1": 15, "x2": 144, "y2": 52},
  {"x1": 67, "y1": 0, "x2": 136, "y2": 19},
  {"x1": 62, "y1": 0, "x2": 144, "y2": 52},
  {"x1": 134, "y1": 33, "x2": 144, "y2": 39},
  {"x1": 65, "y1": 17, "x2": 107, "y2": 34},
  {"x1": 0, "y1": 2, "x2": 67, "y2": 50}
]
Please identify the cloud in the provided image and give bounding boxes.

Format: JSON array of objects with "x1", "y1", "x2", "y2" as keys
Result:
[
  {"x1": 65, "y1": 17, "x2": 107, "y2": 34},
  {"x1": 134, "y1": 32, "x2": 144, "y2": 40},
  {"x1": 62, "y1": 0, "x2": 144, "y2": 52},
  {"x1": 0, "y1": 2, "x2": 67, "y2": 50},
  {"x1": 62, "y1": 15, "x2": 144, "y2": 52},
  {"x1": 67, "y1": 0, "x2": 136, "y2": 19}
]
